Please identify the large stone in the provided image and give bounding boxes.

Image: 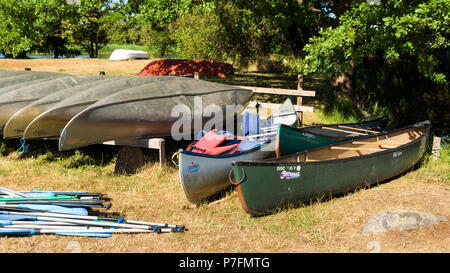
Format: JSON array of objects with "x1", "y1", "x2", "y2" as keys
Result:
[
  {"x1": 114, "y1": 146, "x2": 145, "y2": 175},
  {"x1": 362, "y1": 210, "x2": 447, "y2": 235}
]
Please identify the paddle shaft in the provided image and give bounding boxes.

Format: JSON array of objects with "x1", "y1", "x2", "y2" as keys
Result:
[
  {"x1": 0, "y1": 209, "x2": 184, "y2": 229},
  {"x1": 0, "y1": 227, "x2": 173, "y2": 235}
]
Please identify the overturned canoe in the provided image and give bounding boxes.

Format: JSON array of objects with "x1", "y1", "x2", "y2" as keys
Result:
[
  {"x1": 276, "y1": 117, "x2": 389, "y2": 157},
  {"x1": 3, "y1": 76, "x2": 121, "y2": 138},
  {"x1": 109, "y1": 49, "x2": 149, "y2": 61},
  {"x1": 58, "y1": 78, "x2": 253, "y2": 150},
  {"x1": 0, "y1": 69, "x2": 36, "y2": 78},
  {"x1": 23, "y1": 76, "x2": 181, "y2": 140},
  {"x1": 0, "y1": 75, "x2": 103, "y2": 136},
  {"x1": 231, "y1": 121, "x2": 431, "y2": 216},
  {"x1": 0, "y1": 71, "x2": 65, "y2": 89},
  {"x1": 179, "y1": 98, "x2": 298, "y2": 205}
]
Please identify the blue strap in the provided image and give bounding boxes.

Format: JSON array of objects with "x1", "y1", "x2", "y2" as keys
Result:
[{"x1": 16, "y1": 138, "x2": 29, "y2": 157}]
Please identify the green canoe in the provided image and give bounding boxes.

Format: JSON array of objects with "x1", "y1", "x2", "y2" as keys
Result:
[
  {"x1": 276, "y1": 117, "x2": 389, "y2": 157},
  {"x1": 231, "y1": 121, "x2": 431, "y2": 216}
]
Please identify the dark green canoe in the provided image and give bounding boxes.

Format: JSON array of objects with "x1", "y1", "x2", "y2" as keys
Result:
[
  {"x1": 276, "y1": 117, "x2": 389, "y2": 157},
  {"x1": 231, "y1": 121, "x2": 431, "y2": 216}
]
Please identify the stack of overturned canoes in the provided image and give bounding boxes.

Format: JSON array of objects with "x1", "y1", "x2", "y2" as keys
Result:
[{"x1": 0, "y1": 69, "x2": 253, "y2": 149}]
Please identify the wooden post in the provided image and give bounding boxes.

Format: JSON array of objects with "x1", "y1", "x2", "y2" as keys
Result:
[
  {"x1": 194, "y1": 72, "x2": 200, "y2": 80},
  {"x1": 297, "y1": 74, "x2": 304, "y2": 126},
  {"x1": 432, "y1": 137, "x2": 441, "y2": 160},
  {"x1": 158, "y1": 138, "x2": 166, "y2": 168}
]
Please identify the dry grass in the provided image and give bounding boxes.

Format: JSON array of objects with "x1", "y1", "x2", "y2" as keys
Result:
[{"x1": 0, "y1": 59, "x2": 448, "y2": 253}]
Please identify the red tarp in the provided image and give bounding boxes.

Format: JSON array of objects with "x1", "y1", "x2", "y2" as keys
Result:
[{"x1": 137, "y1": 59, "x2": 234, "y2": 78}]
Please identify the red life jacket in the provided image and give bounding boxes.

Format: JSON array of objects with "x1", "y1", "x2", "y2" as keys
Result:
[{"x1": 186, "y1": 129, "x2": 240, "y2": 155}]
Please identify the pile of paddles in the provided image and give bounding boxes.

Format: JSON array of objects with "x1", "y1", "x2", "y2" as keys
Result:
[{"x1": 0, "y1": 187, "x2": 186, "y2": 237}]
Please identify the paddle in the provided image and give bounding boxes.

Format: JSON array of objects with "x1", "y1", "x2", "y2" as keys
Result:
[
  {"x1": 0, "y1": 196, "x2": 79, "y2": 202},
  {"x1": 0, "y1": 204, "x2": 88, "y2": 215},
  {"x1": 0, "y1": 212, "x2": 175, "y2": 230},
  {"x1": 0, "y1": 199, "x2": 109, "y2": 206},
  {"x1": 0, "y1": 209, "x2": 185, "y2": 231},
  {"x1": 0, "y1": 187, "x2": 31, "y2": 197},
  {"x1": 0, "y1": 227, "x2": 175, "y2": 237}
]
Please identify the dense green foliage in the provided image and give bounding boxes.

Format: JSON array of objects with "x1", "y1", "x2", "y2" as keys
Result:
[
  {"x1": 0, "y1": 0, "x2": 113, "y2": 58},
  {"x1": 295, "y1": 0, "x2": 449, "y2": 132}
]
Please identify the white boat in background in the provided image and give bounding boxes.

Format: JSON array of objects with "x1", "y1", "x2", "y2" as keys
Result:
[{"x1": 109, "y1": 49, "x2": 150, "y2": 61}]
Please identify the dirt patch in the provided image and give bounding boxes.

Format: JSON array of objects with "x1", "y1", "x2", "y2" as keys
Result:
[{"x1": 0, "y1": 58, "x2": 151, "y2": 76}]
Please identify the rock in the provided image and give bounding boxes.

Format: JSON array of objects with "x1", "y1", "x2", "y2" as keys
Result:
[{"x1": 361, "y1": 210, "x2": 447, "y2": 235}]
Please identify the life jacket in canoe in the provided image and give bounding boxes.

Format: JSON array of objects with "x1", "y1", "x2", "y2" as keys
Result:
[{"x1": 186, "y1": 129, "x2": 240, "y2": 155}]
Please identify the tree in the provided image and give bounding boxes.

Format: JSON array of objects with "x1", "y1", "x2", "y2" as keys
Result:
[
  {"x1": 135, "y1": 0, "x2": 193, "y2": 57},
  {"x1": 294, "y1": 0, "x2": 449, "y2": 131},
  {"x1": 67, "y1": 0, "x2": 112, "y2": 58},
  {"x1": 167, "y1": 0, "x2": 327, "y2": 66},
  {"x1": 0, "y1": 0, "x2": 75, "y2": 58}
]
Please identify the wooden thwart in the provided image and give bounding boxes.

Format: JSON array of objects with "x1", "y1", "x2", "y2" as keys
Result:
[
  {"x1": 321, "y1": 126, "x2": 367, "y2": 136},
  {"x1": 352, "y1": 141, "x2": 403, "y2": 147},
  {"x1": 330, "y1": 146, "x2": 383, "y2": 151},
  {"x1": 338, "y1": 125, "x2": 379, "y2": 134}
]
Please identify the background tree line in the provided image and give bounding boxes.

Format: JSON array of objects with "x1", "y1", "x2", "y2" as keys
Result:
[{"x1": 0, "y1": 0, "x2": 448, "y2": 132}]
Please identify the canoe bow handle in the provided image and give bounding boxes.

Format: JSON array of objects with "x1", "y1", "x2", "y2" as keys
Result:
[{"x1": 229, "y1": 168, "x2": 246, "y2": 186}]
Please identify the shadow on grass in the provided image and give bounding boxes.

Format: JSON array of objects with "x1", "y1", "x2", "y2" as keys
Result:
[{"x1": 0, "y1": 136, "x2": 191, "y2": 171}]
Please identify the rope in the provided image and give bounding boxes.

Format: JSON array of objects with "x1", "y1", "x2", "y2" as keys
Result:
[
  {"x1": 16, "y1": 138, "x2": 29, "y2": 157},
  {"x1": 171, "y1": 151, "x2": 180, "y2": 166}
]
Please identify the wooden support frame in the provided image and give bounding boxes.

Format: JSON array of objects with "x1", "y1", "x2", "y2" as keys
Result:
[
  {"x1": 103, "y1": 137, "x2": 166, "y2": 168},
  {"x1": 193, "y1": 73, "x2": 315, "y2": 126}
]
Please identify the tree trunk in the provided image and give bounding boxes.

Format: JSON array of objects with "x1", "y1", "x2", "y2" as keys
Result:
[{"x1": 330, "y1": 62, "x2": 359, "y2": 106}]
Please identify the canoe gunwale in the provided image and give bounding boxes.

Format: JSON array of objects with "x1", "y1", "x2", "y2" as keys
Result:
[
  {"x1": 279, "y1": 116, "x2": 390, "y2": 140},
  {"x1": 233, "y1": 120, "x2": 431, "y2": 167},
  {"x1": 77, "y1": 87, "x2": 252, "y2": 112}
]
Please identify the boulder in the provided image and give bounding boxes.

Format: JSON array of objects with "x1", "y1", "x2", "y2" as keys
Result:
[{"x1": 361, "y1": 210, "x2": 447, "y2": 235}]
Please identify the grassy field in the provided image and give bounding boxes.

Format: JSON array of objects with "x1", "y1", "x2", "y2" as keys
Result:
[{"x1": 0, "y1": 59, "x2": 448, "y2": 253}]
